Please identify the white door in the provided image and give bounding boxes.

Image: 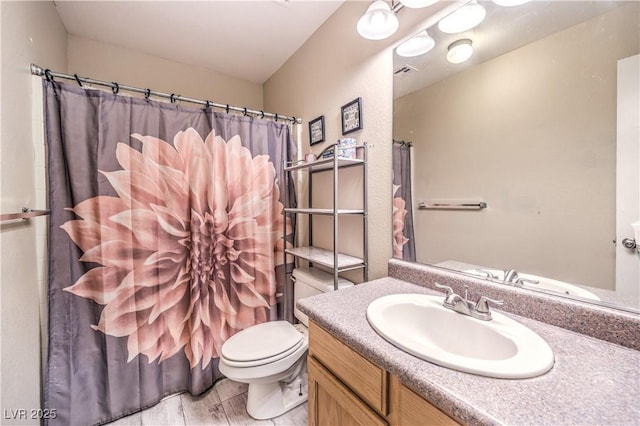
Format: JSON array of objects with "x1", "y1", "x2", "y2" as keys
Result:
[{"x1": 616, "y1": 54, "x2": 640, "y2": 303}]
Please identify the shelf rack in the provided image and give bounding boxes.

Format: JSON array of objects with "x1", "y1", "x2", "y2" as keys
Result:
[{"x1": 282, "y1": 145, "x2": 368, "y2": 320}]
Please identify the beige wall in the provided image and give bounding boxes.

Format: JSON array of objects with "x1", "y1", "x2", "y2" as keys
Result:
[
  {"x1": 394, "y1": 4, "x2": 639, "y2": 290},
  {"x1": 1, "y1": 0, "x2": 67, "y2": 418},
  {"x1": 264, "y1": 2, "x2": 403, "y2": 282},
  {"x1": 67, "y1": 35, "x2": 264, "y2": 110}
]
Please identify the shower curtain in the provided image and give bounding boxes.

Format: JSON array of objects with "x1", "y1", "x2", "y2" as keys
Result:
[
  {"x1": 44, "y1": 80, "x2": 296, "y2": 425},
  {"x1": 392, "y1": 143, "x2": 416, "y2": 261}
]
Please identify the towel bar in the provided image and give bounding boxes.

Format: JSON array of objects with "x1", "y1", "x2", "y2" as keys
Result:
[
  {"x1": 0, "y1": 208, "x2": 50, "y2": 222},
  {"x1": 418, "y1": 201, "x2": 487, "y2": 210}
]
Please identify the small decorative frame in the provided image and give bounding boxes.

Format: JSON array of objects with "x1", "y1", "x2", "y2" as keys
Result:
[
  {"x1": 341, "y1": 97, "x2": 363, "y2": 135},
  {"x1": 309, "y1": 115, "x2": 325, "y2": 145}
]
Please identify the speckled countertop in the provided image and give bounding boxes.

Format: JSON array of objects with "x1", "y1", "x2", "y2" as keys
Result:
[{"x1": 297, "y1": 277, "x2": 640, "y2": 426}]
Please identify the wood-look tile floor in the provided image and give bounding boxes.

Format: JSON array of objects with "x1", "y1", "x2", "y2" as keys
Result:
[{"x1": 107, "y1": 379, "x2": 308, "y2": 426}]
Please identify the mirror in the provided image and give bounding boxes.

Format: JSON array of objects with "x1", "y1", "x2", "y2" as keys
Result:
[{"x1": 392, "y1": 1, "x2": 640, "y2": 312}]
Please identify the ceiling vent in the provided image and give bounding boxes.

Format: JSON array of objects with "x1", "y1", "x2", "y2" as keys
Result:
[{"x1": 394, "y1": 64, "x2": 418, "y2": 76}]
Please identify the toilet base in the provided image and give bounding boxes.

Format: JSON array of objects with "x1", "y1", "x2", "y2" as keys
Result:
[{"x1": 246, "y1": 371, "x2": 308, "y2": 420}]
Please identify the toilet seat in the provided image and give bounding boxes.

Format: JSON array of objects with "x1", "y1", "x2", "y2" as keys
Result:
[
  {"x1": 221, "y1": 338, "x2": 306, "y2": 368},
  {"x1": 221, "y1": 321, "x2": 304, "y2": 368},
  {"x1": 219, "y1": 335, "x2": 308, "y2": 382}
]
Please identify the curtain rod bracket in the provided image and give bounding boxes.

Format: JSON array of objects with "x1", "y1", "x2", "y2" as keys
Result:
[{"x1": 31, "y1": 64, "x2": 44, "y2": 76}]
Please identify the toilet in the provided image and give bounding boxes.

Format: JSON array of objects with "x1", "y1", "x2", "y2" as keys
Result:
[{"x1": 218, "y1": 267, "x2": 353, "y2": 419}]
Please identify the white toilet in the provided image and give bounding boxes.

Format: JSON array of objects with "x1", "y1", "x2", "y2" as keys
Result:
[{"x1": 218, "y1": 267, "x2": 353, "y2": 419}]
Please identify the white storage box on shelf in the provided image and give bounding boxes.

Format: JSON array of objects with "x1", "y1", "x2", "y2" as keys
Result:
[{"x1": 292, "y1": 266, "x2": 354, "y2": 325}]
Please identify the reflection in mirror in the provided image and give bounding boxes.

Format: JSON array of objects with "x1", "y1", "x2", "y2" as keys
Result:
[{"x1": 392, "y1": 1, "x2": 640, "y2": 311}]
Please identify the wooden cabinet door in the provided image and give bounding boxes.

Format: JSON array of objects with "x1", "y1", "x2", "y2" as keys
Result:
[
  {"x1": 308, "y1": 356, "x2": 388, "y2": 426},
  {"x1": 389, "y1": 376, "x2": 458, "y2": 426}
]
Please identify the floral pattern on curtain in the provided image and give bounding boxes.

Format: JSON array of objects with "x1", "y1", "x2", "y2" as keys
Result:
[
  {"x1": 392, "y1": 143, "x2": 416, "y2": 261},
  {"x1": 44, "y1": 80, "x2": 296, "y2": 425},
  {"x1": 62, "y1": 129, "x2": 290, "y2": 368}
]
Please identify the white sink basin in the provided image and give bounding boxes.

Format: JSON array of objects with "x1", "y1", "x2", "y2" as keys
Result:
[
  {"x1": 367, "y1": 294, "x2": 554, "y2": 379},
  {"x1": 464, "y1": 269, "x2": 600, "y2": 301}
]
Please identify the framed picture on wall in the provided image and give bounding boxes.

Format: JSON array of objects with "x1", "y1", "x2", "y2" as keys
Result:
[
  {"x1": 309, "y1": 115, "x2": 325, "y2": 145},
  {"x1": 341, "y1": 97, "x2": 362, "y2": 135}
]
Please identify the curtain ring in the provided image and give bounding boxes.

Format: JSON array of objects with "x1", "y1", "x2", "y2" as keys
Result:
[
  {"x1": 225, "y1": 104, "x2": 230, "y2": 114},
  {"x1": 243, "y1": 107, "x2": 247, "y2": 116},
  {"x1": 144, "y1": 88, "x2": 151, "y2": 101},
  {"x1": 205, "y1": 100, "x2": 211, "y2": 109},
  {"x1": 275, "y1": 114, "x2": 278, "y2": 122},
  {"x1": 111, "y1": 82, "x2": 119, "y2": 95},
  {"x1": 44, "y1": 69, "x2": 53, "y2": 82},
  {"x1": 170, "y1": 94, "x2": 176, "y2": 104},
  {"x1": 73, "y1": 74, "x2": 83, "y2": 87},
  {"x1": 260, "y1": 110, "x2": 264, "y2": 119}
]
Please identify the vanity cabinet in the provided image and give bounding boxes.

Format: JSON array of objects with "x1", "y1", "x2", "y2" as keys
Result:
[{"x1": 308, "y1": 321, "x2": 458, "y2": 426}]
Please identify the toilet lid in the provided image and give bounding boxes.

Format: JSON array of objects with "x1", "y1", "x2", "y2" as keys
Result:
[{"x1": 221, "y1": 321, "x2": 303, "y2": 363}]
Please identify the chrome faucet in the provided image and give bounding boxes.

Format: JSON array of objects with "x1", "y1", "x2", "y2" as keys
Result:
[
  {"x1": 504, "y1": 269, "x2": 519, "y2": 282},
  {"x1": 434, "y1": 283, "x2": 503, "y2": 321},
  {"x1": 503, "y1": 269, "x2": 539, "y2": 287}
]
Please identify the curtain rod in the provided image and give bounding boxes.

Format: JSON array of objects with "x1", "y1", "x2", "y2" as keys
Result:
[
  {"x1": 30, "y1": 64, "x2": 301, "y2": 124},
  {"x1": 393, "y1": 139, "x2": 413, "y2": 147}
]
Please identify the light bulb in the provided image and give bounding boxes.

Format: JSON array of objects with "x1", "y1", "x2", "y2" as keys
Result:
[
  {"x1": 357, "y1": 1, "x2": 399, "y2": 40},
  {"x1": 438, "y1": 0, "x2": 486, "y2": 34},
  {"x1": 371, "y1": 11, "x2": 386, "y2": 27},
  {"x1": 396, "y1": 30, "x2": 435, "y2": 57},
  {"x1": 447, "y1": 39, "x2": 473, "y2": 64}
]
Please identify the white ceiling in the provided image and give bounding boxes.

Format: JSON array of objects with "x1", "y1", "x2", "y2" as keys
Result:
[{"x1": 54, "y1": 0, "x2": 345, "y2": 84}]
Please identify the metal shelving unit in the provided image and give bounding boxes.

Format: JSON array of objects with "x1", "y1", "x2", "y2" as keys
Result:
[{"x1": 282, "y1": 145, "x2": 368, "y2": 308}]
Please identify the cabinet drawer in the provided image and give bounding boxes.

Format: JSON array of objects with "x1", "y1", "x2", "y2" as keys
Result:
[{"x1": 309, "y1": 321, "x2": 388, "y2": 415}]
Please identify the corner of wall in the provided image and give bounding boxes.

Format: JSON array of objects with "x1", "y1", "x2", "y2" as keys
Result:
[
  {"x1": 263, "y1": 2, "x2": 394, "y2": 281},
  {"x1": 1, "y1": 0, "x2": 67, "y2": 418}
]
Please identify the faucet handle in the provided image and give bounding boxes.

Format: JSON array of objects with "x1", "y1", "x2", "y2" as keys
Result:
[
  {"x1": 475, "y1": 296, "x2": 504, "y2": 314},
  {"x1": 475, "y1": 269, "x2": 498, "y2": 279},
  {"x1": 434, "y1": 283, "x2": 454, "y2": 298},
  {"x1": 516, "y1": 278, "x2": 540, "y2": 286}
]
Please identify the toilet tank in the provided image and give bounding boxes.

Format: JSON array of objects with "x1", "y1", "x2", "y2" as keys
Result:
[{"x1": 292, "y1": 267, "x2": 354, "y2": 326}]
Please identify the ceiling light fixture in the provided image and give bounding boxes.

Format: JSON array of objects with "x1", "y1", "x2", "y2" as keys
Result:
[
  {"x1": 357, "y1": 0, "x2": 400, "y2": 40},
  {"x1": 447, "y1": 39, "x2": 473, "y2": 64},
  {"x1": 396, "y1": 30, "x2": 435, "y2": 57},
  {"x1": 493, "y1": 0, "x2": 530, "y2": 6},
  {"x1": 399, "y1": 0, "x2": 439, "y2": 8},
  {"x1": 437, "y1": 0, "x2": 486, "y2": 34}
]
